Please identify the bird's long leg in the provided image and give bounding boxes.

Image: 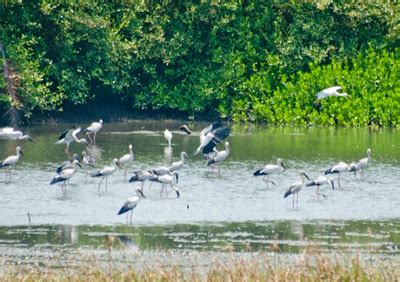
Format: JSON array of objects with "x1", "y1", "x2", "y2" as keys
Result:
[
  {"x1": 160, "y1": 184, "x2": 164, "y2": 197},
  {"x1": 297, "y1": 193, "x2": 299, "y2": 209},
  {"x1": 124, "y1": 169, "x2": 127, "y2": 180},
  {"x1": 130, "y1": 210, "x2": 133, "y2": 225},
  {"x1": 98, "y1": 177, "x2": 105, "y2": 192},
  {"x1": 316, "y1": 186, "x2": 320, "y2": 200},
  {"x1": 218, "y1": 164, "x2": 221, "y2": 176},
  {"x1": 292, "y1": 195, "x2": 295, "y2": 208},
  {"x1": 338, "y1": 174, "x2": 341, "y2": 188},
  {"x1": 105, "y1": 176, "x2": 108, "y2": 193},
  {"x1": 361, "y1": 169, "x2": 364, "y2": 180},
  {"x1": 126, "y1": 213, "x2": 128, "y2": 224},
  {"x1": 87, "y1": 133, "x2": 93, "y2": 144},
  {"x1": 93, "y1": 133, "x2": 97, "y2": 146}
]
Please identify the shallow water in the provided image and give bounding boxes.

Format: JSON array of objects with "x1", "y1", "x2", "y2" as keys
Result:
[{"x1": 0, "y1": 121, "x2": 399, "y2": 262}]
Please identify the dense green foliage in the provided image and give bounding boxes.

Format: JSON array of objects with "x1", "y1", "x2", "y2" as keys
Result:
[{"x1": 0, "y1": 1, "x2": 399, "y2": 125}]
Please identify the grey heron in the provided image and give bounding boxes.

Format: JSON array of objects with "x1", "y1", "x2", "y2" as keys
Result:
[
  {"x1": 50, "y1": 160, "x2": 82, "y2": 195},
  {"x1": 284, "y1": 172, "x2": 310, "y2": 209},
  {"x1": 207, "y1": 142, "x2": 230, "y2": 175},
  {"x1": 0, "y1": 127, "x2": 34, "y2": 142},
  {"x1": 117, "y1": 144, "x2": 134, "y2": 178},
  {"x1": 118, "y1": 188, "x2": 145, "y2": 225},
  {"x1": 91, "y1": 158, "x2": 120, "y2": 192},
  {"x1": 254, "y1": 158, "x2": 285, "y2": 188},
  {"x1": 55, "y1": 126, "x2": 88, "y2": 156},
  {"x1": 349, "y1": 148, "x2": 372, "y2": 179},
  {"x1": 0, "y1": 146, "x2": 23, "y2": 180},
  {"x1": 306, "y1": 175, "x2": 334, "y2": 200},
  {"x1": 85, "y1": 119, "x2": 103, "y2": 145},
  {"x1": 324, "y1": 161, "x2": 349, "y2": 188},
  {"x1": 164, "y1": 129, "x2": 172, "y2": 147}
]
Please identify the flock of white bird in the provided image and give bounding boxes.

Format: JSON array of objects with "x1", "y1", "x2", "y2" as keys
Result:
[{"x1": 0, "y1": 86, "x2": 372, "y2": 224}]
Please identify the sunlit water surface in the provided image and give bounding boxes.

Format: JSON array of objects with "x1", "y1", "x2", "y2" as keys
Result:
[{"x1": 0, "y1": 121, "x2": 399, "y2": 267}]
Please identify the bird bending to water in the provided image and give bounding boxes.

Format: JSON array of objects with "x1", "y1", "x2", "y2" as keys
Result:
[
  {"x1": 164, "y1": 129, "x2": 172, "y2": 147},
  {"x1": 284, "y1": 172, "x2": 310, "y2": 209},
  {"x1": 117, "y1": 144, "x2": 134, "y2": 178},
  {"x1": 207, "y1": 142, "x2": 230, "y2": 175},
  {"x1": 0, "y1": 127, "x2": 34, "y2": 142},
  {"x1": 50, "y1": 160, "x2": 82, "y2": 195},
  {"x1": 179, "y1": 125, "x2": 191, "y2": 134},
  {"x1": 129, "y1": 170, "x2": 156, "y2": 190},
  {"x1": 118, "y1": 188, "x2": 145, "y2": 225},
  {"x1": 169, "y1": 152, "x2": 189, "y2": 172},
  {"x1": 324, "y1": 161, "x2": 349, "y2": 188},
  {"x1": 0, "y1": 146, "x2": 23, "y2": 180},
  {"x1": 55, "y1": 126, "x2": 88, "y2": 156},
  {"x1": 56, "y1": 154, "x2": 81, "y2": 173},
  {"x1": 91, "y1": 158, "x2": 120, "y2": 192},
  {"x1": 306, "y1": 175, "x2": 334, "y2": 200},
  {"x1": 349, "y1": 148, "x2": 372, "y2": 180},
  {"x1": 85, "y1": 119, "x2": 103, "y2": 145},
  {"x1": 254, "y1": 158, "x2": 285, "y2": 188},
  {"x1": 153, "y1": 171, "x2": 180, "y2": 198}
]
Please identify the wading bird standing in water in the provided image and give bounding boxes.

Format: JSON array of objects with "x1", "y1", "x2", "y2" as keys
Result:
[
  {"x1": 50, "y1": 160, "x2": 82, "y2": 195},
  {"x1": 117, "y1": 144, "x2": 134, "y2": 179},
  {"x1": 118, "y1": 188, "x2": 145, "y2": 225},
  {"x1": 324, "y1": 161, "x2": 349, "y2": 188},
  {"x1": 284, "y1": 172, "x2": 310, "y2": 209},
  {"x1": 164, "y1": 129, "x2": 172, "y2": 147},
  {"x1": 91, "y1": 158, "x2": 120, "y2": 193},
  {"x1": 306, "y1": 175, "x2": 334, "y2": 200},
  {"x1": 85, "y1": 119, "x2": 103, "y2": 145},
  {"x1": 0, "y1": 146, "x2": 23, "y2": 180},
  {"x1": 207, "y1": 142, "x2": 230, "y2": 176},
  {"x1": 254, "y1": 159, "x2": 285, "y2": 188},
  {"x1": 349, "y1": 148, "x2": 372, "y2": 180}
]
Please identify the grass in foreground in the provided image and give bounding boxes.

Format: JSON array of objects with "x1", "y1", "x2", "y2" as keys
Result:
[{"x1": 2, "y1": 252, "x2": 399, "y2": 281}]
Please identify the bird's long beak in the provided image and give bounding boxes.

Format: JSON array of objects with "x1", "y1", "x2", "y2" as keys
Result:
[
  {"x1": 281, "y1": 162, "x2": 285, "y2": 170},
  {"x1": 176, "y1": 190, "x2": 180, "y2": 198},
  {"x1": 138, "y1": 189, "x2": 146, "y2": 199},
  {"x1": 303, "y1": 172, "x2": 310, "y2": 180},
  {"x1": 28, "y1": 137, "x2": 35, "y2": 143},
  {"x1": 330, "y1": 180, "x2": 335, "y2": 190},
  {"x1": 20, "y1": 151, "x2": 24, "y2": 157},
  {"x1": 116, "y1": 162, "x2": 122, "y2": 169},
  {"x1": 77, "y1": 163, "x2": 83, "y2": 169}
]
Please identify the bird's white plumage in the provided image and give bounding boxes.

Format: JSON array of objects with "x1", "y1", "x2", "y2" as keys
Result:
[
  {"x1": 164, "y1": 129, "x2": 172, "y2": 147},
  {"x1": 1, "y1": 146, "x2": 23, "y2": 167},
  {"x1": 260, "y1": 159, "x2": 285, "y2": 174},
  {"x1": 86, "y1": 119, "x2": 103, "y2": 134},
  {"x1": 211, "y1": 142, "x2": 230, "y2": 163},
  {"x1": 118, "y1": 144, "x2": 134, "y2": 166},
  {"x1": 316, "y1": 86, "x2": 349, "y2": 100},
  {"x1": 169, "y1": 152, "x2": 188, "y2": 172}
]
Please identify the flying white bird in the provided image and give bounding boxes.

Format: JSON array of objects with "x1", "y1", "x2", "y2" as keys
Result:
[
  {"x1": 0, "y1": 127, "x2": 34, "y2": 142},
  {"x1": 316, "y1": 86, "x2": 350, "y2": 100},
  {"x1": 55, "y1": 126, "x2": 88, "y2": 155}
]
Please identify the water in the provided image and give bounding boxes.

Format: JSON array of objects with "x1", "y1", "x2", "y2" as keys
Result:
[{"x1": 0, "y1": 121, "x2": 399, "y2": 266}]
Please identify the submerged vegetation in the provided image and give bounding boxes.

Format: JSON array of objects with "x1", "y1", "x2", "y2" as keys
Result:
[{"x1": 0, "y1": 1, "x2": 399, "y2": 125}]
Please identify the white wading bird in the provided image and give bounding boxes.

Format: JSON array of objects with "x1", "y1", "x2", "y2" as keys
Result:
[
  {"x1": 349, "y1": 148, "x2": 372, "y2": 180},
  {"x1": 85, "y1": 119, "x2": 103, "y2": 145},
  {"x1": 56, "y1": 154, "x2": 81, "y2": 173},
  {"x1": 117, "y1": 144, "x2": 134, "y2": 178},
  {"x1": 0, "y1": 127, "x2": 34, "y2": 142},
  {"x1": 253, "y1": 158, "x2": 285, "y2": 188},
  {"x1": 169, "y1": 151, "x2": 189, "y2": 172},
  {"x1": 55, "y1": 126, "x2": 88, "y2": 155},
  {"x1": 284, "y1": 172, "x2": 310, "y2": 209},
  {"x1": 118, "y1": 188, "x2": 146, "y2": 225},
  {"x1": 324, "y1": 161, "x2": 349, "y2": 188},
  {"x1": 91, "y1": 158, "x2": 120, "y2": 193},
  {"x1": 50, "y1": 160, "x2": 82, "y2": 195},
  {"x1": 207, "y1": 142, "x2": 230, "y2": 175},
  {"x1": 82, "y1": 151, "x2": 95, "y2": 168},
  {"x1": 164, "y1": 129, "x2": 172, "y2": 147},
  {"x1": 306, "y1": 175, "x2": 334, "y2": 200},
  {"x1": 153, "y1": 171, "x2": 180, "y2": 198},
  {"x1": 0, "y1": 146, "x2": 23, "y2": 180}
]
